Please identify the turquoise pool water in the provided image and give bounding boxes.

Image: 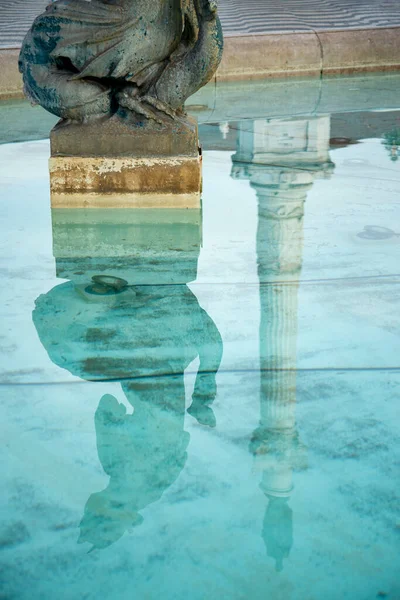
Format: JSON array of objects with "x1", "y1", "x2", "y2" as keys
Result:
[{"x1": 0, "y1": 77, "x2": 399, "y2": 599}]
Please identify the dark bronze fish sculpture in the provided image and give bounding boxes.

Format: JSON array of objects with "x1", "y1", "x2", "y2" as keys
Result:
[{"x1": 19, "y1": 0, "x2": 223, "y2": 123}]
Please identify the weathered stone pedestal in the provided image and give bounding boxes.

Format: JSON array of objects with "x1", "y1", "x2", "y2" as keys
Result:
[{"x1": 49, "y1": 115, "x2": 202, "y2": 209}]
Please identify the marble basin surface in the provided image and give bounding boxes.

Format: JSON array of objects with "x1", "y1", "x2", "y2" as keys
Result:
[{"x1": 0, "y1": 74, "x2": 399, "y2": 600}]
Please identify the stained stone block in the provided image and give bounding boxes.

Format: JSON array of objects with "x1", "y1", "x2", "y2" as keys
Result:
[{"x1": 49, "y1": 115, "x2": 202, "y2": 208}]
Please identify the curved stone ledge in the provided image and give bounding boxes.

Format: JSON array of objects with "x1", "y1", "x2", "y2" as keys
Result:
[
  {"x1": 217, "y1": 27, "x2": 400, "y2": 80},
  {"x1": 2, "y1": 27, "x2": 400, "y2": 101}
]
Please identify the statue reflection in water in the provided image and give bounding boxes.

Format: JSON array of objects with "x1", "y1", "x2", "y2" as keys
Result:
[
  {"x1": 232, "y1": 115, "x2": 334, "y2": 570},
  {"x1": 32, "y1": 210, "x2": 223, "y2": 550}
]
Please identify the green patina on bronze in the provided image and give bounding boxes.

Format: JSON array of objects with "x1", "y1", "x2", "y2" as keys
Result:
[{"x1": 18, "y1": 0, "x2": 223, "y2": 123}]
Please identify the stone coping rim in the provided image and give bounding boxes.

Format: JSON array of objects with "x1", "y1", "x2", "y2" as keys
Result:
[
  {"x1": 1, "y1": 24, "x2": 400, "y2": 48},
  {"x1": 1, "y1": 26, "x2": 400, "y2": 100},
  {"x1": 220, "y1": 25, "x2": 400, "y2": 37}
]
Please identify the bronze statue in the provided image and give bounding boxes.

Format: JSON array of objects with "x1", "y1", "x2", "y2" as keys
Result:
[{"x1": 19, "y1": 0, "x2": 223, "y2": 123}]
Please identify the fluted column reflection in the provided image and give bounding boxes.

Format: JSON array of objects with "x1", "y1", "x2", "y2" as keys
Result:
[{"x1": 232, "y1": 116, "x2": 334, "y2": 570}]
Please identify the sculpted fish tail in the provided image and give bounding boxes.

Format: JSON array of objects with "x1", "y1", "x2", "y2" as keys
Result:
[
  {"x1": 155, "y1": 6, "x2": 223, "y2": 110},
  {"x1": 19, "y1": 0, "x2": 223, "y2": 123},
  {"x1": 19, "y1": 9, "x2": 113, "y2": 121}
]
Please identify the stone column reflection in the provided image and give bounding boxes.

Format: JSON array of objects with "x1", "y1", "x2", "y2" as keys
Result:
[{"x1": 232, "y1": 116, "x2": 334, "y2": 570}]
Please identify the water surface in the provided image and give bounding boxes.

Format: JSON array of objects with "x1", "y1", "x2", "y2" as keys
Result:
[{"x1": 0, "y1": 82, "x2": 399, "y2": 599}]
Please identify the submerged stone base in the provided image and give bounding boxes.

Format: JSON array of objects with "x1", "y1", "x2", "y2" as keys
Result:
[
  {"x1": 49, "y1": 155, "x2": 202, "y2": 208},
  {"x1": 51, "y1": 207, "x2": 202, "y2": 284},
  {"x1": 49, "y1": 114, "x2": 202, "y2": 208}
]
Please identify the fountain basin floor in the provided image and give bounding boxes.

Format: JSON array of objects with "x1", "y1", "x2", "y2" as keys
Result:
[{"x1": 0, "y1": 85, "x2": 399, "y2": 599}]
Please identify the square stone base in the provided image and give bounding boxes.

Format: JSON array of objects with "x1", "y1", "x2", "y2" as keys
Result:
[
  {"x1": 49, "y1": 114, "x2": 202, "y2": 208},
  {"x1": 49, "y1": 155, "x2": 202, "y2": 208}
]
